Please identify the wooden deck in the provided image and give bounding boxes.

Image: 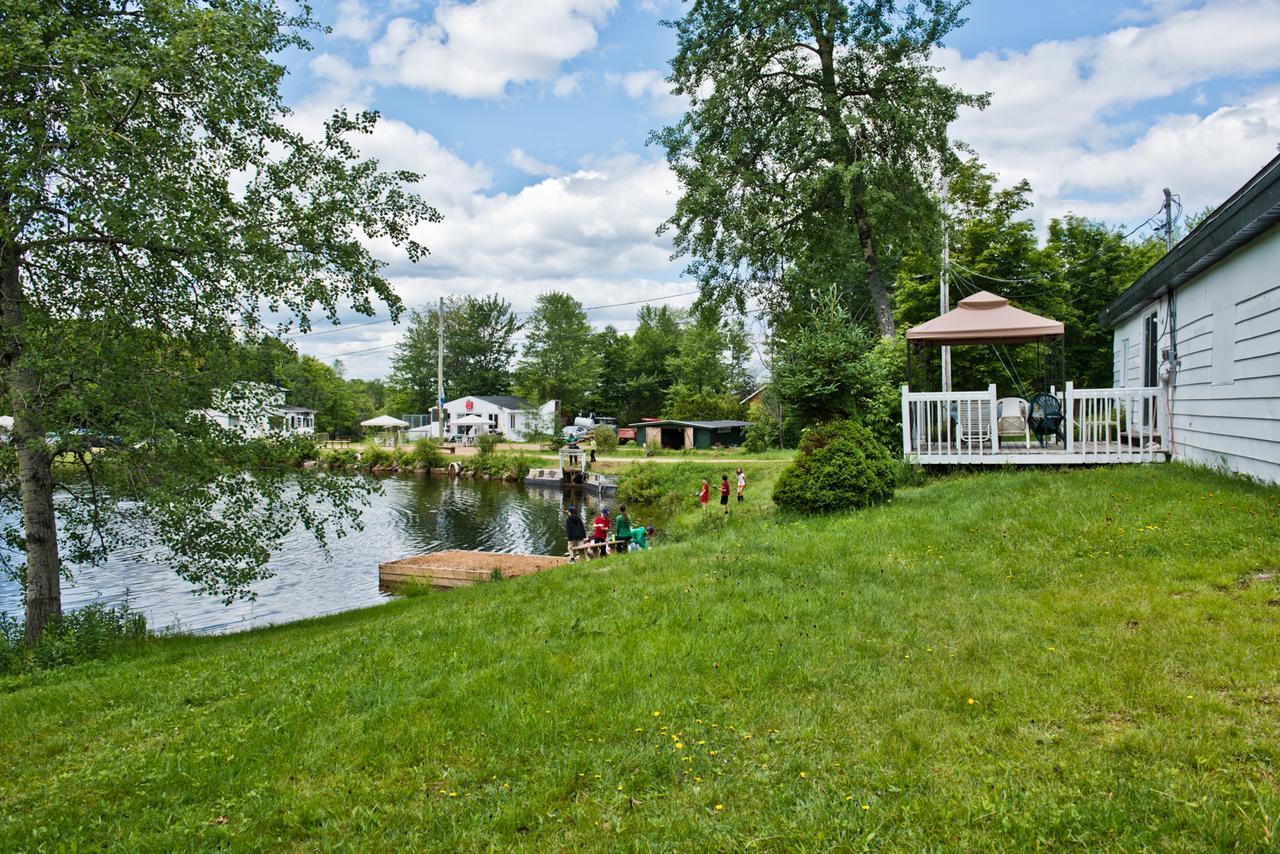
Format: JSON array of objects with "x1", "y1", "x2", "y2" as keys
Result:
[{"x1": 379, "y1": 549, "x2": 568, "y2": 591}]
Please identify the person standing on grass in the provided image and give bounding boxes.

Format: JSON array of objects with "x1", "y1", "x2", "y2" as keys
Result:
[
  {"x1": 736, "y1": 467, "x2": 746, "y2": 502},
  {"x1": 565, "y1": 505, "x2": 586, "y2": 561},
  {"x1": 697, "y1": 478, "x2": 710, "y2": 511},
  {"x1": 720, "y1": 474, "x2": 731, "y2": 515},
  {"x1": 592, "y1": 507, "x2": 611, "y2": 549},
  {"x1": 613, "y1": 504, "x2": 632, "y2": 552}
]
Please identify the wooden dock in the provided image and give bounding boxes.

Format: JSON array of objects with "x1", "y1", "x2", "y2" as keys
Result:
[{"x1": 379, "y1": 549, "x2": 568, "y2": 591}]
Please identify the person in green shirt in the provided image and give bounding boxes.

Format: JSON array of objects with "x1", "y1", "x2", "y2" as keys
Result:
[
  {"x1": 630, "y1": 525, "x2": 654, "y2": 550},
  {"x1": 613, "y1": 503, "x2": 633, "y2": 551}
]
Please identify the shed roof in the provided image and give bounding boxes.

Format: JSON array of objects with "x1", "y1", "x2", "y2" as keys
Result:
[
  {"x1": 628, "y1": 419, "x2": 752, "y2": 430},
  {"x1": 906, "y1": 291, "x2": 1064, "y2": 345},
  {"x1": 1102, "y1": 152, "x2": 1280, "y2": 327}
]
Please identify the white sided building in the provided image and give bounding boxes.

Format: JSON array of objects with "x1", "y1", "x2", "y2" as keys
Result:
[
  {"x1": 425, "y1": 396, "x2": 558, "y2": 442},
  {"x1": 198, "y1": 383, "x2": 316, "y2": 439},
  {"x1": 1102, "y1": 154, "x2": 1280, "y2": 484}
]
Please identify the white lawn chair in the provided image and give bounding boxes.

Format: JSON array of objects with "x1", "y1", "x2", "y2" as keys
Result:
[
  {"x1": 955, "y1": 398, "x2": 992, "y2": 450},
  {"x1": 996, "y1": 397, "x2": 1031, "y2": 449}
]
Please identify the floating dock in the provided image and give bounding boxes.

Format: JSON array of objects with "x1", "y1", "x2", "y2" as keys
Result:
[{"x1": 379, "y1": 549, "x2": 568, "y2": 591}]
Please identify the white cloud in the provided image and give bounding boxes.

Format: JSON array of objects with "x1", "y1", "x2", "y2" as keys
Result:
[
  {"x1": 551, "y1": 72, "x2": 583, "y2": 98},
  {"x1": 507, "y1": 148, "x2": 563, "y2": 177},
  {"x1": 937, "y1": 0, "x2": 1280, "y2": 227},
  {"x1": 607, "y1": 68, "x2": 687, "y2": 116},
  {"x1": 364, "y1": 0, "x2": 618, "y2": 98},
  {"x1": 401, "y1": 154, "x2": 679, "y2": 281}
]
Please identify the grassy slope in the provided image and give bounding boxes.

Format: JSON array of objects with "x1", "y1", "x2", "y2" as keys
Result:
[{"x1": 1, "y1": 465, "x2": 1279, "y2": 849}]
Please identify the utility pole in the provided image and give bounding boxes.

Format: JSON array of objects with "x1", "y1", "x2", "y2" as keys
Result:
[
  {"x1": 940, "y1": 184, "x2": 952, "y2": 392},
  {"x1": 436, "y1": 296, "x2": 445, "y2": 441},
  {"x1": 1162, "y1": 187, "x2": 1174, "y2": 251}
]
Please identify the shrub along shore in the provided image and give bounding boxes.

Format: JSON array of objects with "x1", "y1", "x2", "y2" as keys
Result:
[{"x1": 1, "y1": 463, "x2": 1277, "y2": 847}]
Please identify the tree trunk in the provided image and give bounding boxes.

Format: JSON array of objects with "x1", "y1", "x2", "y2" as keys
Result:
[
  {"x1": 811, "y1": 21, "x2": 896, "y2": 339},
  {"x1": 852, "y1": 198, "x2": 895, "y2": 338},
  {"x1": 0, "y1": 238, "x2": 62, "y2": 645}
]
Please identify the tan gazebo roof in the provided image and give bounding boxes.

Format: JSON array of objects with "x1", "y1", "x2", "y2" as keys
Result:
[{"x1": 906, "y1": 291, "x2": 1064, "y2": 345}]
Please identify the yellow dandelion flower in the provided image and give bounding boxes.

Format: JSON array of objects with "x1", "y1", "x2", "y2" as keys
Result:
[
  {"x1": 967, "y1": 698, "x2": 976, "y2": 705},
  {"x1": 448, "y1": 792, "x2": 458, "y2": 798},
  {"x1": 695, "y1": 776, "x2": 702, "y2": 783},
  {"x1": 653, "y1": 711, "x2": 661, "y2": 717},
  {"x1": 676, "y1": 742, "x2": 684, "y2": 749},
  {"x1": 862, "y1": 804, "x2": 870, "y2": 811},
  {"x1": 617, "y1": 784, "x2": 624, "y2": 791},
  {"x1": 714, "y1": 804, "x2": 724, "y2": 811},
  {"x1": 799, "y1": 772, "x2": 807, "y2": 779},
  {"x1": 845, "y1": 795, "x2": 853, "y2": 801}
]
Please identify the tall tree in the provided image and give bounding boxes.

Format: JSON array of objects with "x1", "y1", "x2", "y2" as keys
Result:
[
  {"x1": 515, "y1": 293, "x2": 599, "y2": 412},
  {"x1": 0, "y1": 0, "x2": 436, "y2": 643},
  {"x1": 588, "y1": 325, "x2": 633, "y2": 422},
  {"x1": 1047, "y1": 216, "x2": 1163, "y2": 388},
  {"x1": 657, "y1": 0, "x2": 986, "y2": 337},
  {"x1": 663, "y1": 308, "x2": 752, "y2": 420},
  {"x1": 388, "y1": 295, "x2": 521, "y2": 412}
]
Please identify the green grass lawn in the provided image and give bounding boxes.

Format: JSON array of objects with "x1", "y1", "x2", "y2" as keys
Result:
[{"x1": 2, "y1": 464, "x2": 1278, "y2": 849}]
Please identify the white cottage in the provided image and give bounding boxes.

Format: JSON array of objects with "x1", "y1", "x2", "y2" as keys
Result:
[
  {"x1": 198, "y1": 383, "x2": 316, "y2": 438},
  {"x1": 427, "y1": 396, "x2": 558, "y2": 442},
  {"x1": 1102, "y1": 153, "x2": 1280, "y2": 483}
]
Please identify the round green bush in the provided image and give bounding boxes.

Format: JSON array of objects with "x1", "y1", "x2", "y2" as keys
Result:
[
  {"x1": 771, "y1": 419, "x2": 896, "y2": 513},
  {"x1": 591, "y1": 424, "x2": 618, "y2": 453}
]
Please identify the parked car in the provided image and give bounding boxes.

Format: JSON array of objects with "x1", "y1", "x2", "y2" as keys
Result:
[{"x1": 562, "y1": 425, "x2": 590, "y2": 442}]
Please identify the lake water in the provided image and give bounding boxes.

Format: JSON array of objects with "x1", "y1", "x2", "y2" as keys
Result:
[{"x1": 0, "y1": 475, "x2": 616, "y2": 635}]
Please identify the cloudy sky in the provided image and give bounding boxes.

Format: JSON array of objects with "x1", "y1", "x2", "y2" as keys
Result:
[{"x1": 278, "y1": 0, "x2": 1280, "y2": 377}]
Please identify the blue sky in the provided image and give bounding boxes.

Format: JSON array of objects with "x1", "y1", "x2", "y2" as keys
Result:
[{"x1": 278, "y1": 0, "x2": 1280, "y2": 377}]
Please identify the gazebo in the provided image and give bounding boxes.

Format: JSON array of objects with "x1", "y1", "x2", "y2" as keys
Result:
[
  {"x1": 900, "y1": 291, "x2": 1165, "y2": 466},
  {"x1": 360, "y1": 414, "x2": 410, "y2": 447},
  {"x1": 905, "y1": 290, "x2": 1064, "y2": 391}
]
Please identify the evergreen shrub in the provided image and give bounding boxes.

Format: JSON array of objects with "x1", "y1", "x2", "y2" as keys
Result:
[{"x1": 772, "y1": 419, "x2": 896, "y2": 513}]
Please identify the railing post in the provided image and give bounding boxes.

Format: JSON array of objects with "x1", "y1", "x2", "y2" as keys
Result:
[
  {"x1": 1065, "y1": 382, "x2": 1075, "y2": 454},
  {"x1": 900, "y1": 385, "x2": 912, "y2": 460},
  {"x1": 988, "y1": 384, "x2": 999, "y2": 453}
]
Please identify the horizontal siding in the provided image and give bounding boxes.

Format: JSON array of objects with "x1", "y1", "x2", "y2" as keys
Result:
[{"x1": 1133, "y1": 223, "x2": 1280, "y2": 482}]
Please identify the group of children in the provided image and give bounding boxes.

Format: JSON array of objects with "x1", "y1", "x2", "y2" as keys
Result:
[
  {"x1": 564, "y1": 468, "x2": 748, "y2": 561},
  {"x1": 697, "y1": 468, "x2": 747, "y2": 514},
  {"x1": 564, "y1": 503, "x2": 653, "y2": 560}
]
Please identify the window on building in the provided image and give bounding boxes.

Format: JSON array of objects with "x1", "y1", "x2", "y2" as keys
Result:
[
  {"x1": 509, "y1": 413, "x2": 517, "y2": 429},
  {"x1": 1142, "y1": 312, "x2": 1158, "y2": 388}
]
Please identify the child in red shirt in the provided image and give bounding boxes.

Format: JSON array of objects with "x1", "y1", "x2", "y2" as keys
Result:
[
  {"x1": 719, "y1": 474, "x2": 731, "y2": 514},
  {"x1": 592, "y1": 508, "x2": 610, "y2": 543}
]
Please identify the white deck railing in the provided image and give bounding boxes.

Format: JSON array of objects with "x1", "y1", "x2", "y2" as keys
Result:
[{"x1": 901, "y1": 383, "x2": 1167, "y2": 465}]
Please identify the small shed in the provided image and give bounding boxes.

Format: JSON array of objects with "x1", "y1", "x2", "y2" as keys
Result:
[{"x1": 630, "y1": 419, "x2": 751, "y2": 450}]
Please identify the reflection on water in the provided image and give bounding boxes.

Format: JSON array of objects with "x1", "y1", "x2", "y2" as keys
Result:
[{"x1": 0, "y1": 475, "x2": 618, "y2": 635}]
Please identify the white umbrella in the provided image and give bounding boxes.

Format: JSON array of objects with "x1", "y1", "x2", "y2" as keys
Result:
[
  {"x1": 0, "y1": 416, "x2": 12, "y2": 431},
  {"x1": 360, "y1": 415, "x2": 410, "y2": 429},
  {"x1": 452, "y1": 414, "x2": 489, "y2": 426}
]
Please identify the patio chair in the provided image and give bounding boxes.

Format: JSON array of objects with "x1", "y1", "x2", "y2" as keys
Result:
[
  {"x1": 1027, "y1": 392, "x2": 1066, "y2": 448},
  {"x1": 955, "y1": 398, "x2": 992, "y2": 450},
  {"x1": 996, "y1": 397, "x2": 1031, "y2": 449}
]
